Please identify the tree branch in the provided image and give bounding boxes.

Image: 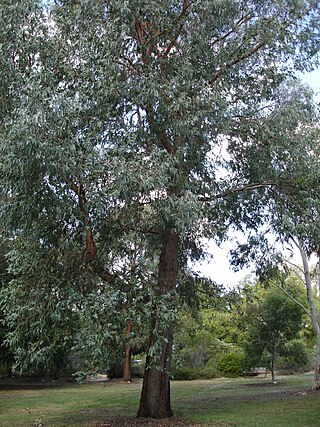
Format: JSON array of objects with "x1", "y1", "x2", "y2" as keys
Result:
[
  {"x1": 199, "y1": 180, "x2": 283, "y2": 202},
  {"x1": 210, "y1": 39, "x2": 266, "y2": 84},
  {"x1": 145, "y1": 106, "x2": 174, "y2": 154},
  {"x1": 210, "y1": 13, "x2": 252, "y2": 48},
  {"x1": 268, "y1": 278, "x2": 311, "y2": 319},
  {"x1": 160, "y1": 0, "x2": 192, "y2": 58},
  {"x1": 63, "y1": 174, "x2": 115, "y2": 284}
]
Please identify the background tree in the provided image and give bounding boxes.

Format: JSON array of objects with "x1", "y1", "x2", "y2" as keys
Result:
[
  {"x1": 228, "y1": 79, "x2": 320, "y2": 388},
  {"x1": 244, "y1": 285, "x2": 305, "y2": 383},
  {"x1": 294, "y1": 244, "x2": 320, "y2": 389},
  {"x1": 0, "y1": 239, "x2": 14, "y2": 376}
]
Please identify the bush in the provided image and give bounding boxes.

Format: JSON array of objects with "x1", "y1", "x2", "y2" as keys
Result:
[
  {"x1": 198, "y1": 364, "x2": 220, "y2": 379},
  {"x1": 218, "y1": 353, "x2": 244, "y2": 377},
  {"x1": 172, "y1": 367, "x2": 199, "y2": 380}
]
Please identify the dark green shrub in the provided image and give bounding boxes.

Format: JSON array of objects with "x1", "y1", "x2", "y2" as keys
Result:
[
  {"x1": 172, "y1": 367, "x2": 199, "y2": 380},
  {"x1": 198, "y1": 364, "x2": 220, "y2": 379},
  {"x1": 218, "y1": 353, "x2": 244, "y2": 376}
]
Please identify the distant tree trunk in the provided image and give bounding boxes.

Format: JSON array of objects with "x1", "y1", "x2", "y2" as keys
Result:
[
  {"x1": 5, "y1": 360, "x2": 13, "y2": 377},
  {"x1": 137, "y1": 228, "x2": 178, "y2": 418},
  {"x1": 271, "y1": 359, "x2": 276, "y2": 384},
  {"x1": 298, "y1": 242, "x2": 320, "y2": 390},
  {"x1": 314, "y1": 336, "x2": 320, "y2": 390},
  {"x1": 123, "y1": 322, "x2": 132, "y2": 382}
]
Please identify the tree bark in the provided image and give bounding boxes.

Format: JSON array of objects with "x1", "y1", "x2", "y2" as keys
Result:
[
  {"x1": 137, "y1": 228, "x2": 178, "y2": 418},
  {"x1": 314, "y1": 335, "x2": 320, "y2": 390},
  {"x1": 298, "y1": 242, "x2": 320, "y2": 390},
  {"x1": 313, "y1": 258, "x2": 320, "y2": 390},
  {"x1": 271, "y1": 359, "x2": 276, "y2": 384},
  {"x1": 123, "y1": 322, "x2": 133, "y2": 382}
]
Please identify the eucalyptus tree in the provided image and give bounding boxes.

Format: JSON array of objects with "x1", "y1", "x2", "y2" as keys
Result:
[
  {"x1": 228, "y1": 82, "x2": 320, "y2": 388},
  {"x1": 295, "y1": 243, "x2": 320, "y2": 389},
  {"x1": 1, "y1": 0, "x2": 320, "y2": 418}
]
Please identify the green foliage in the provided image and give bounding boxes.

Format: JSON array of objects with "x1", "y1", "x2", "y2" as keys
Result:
[
  {"x1": 243, "y1": 280, "x2": 306, "y2": 376},
  {"x1": 0, "y1": 2, "x2": 319, "y2": 411},
  {"x1": 172, "y1": 367, "x2": 199, "y2": 381},
  {"x1": 197, "y1": 358, "x2": 221, "y2": 379},
  {"x1": 0, "y1": 239, "x2": 14, "y2": 375},
  {"x1": 278, "y1": 339, "x2": 311, "y2": 374},
  {"x1": 218, "y1": 353, "x2": 245, "y2": 377}
]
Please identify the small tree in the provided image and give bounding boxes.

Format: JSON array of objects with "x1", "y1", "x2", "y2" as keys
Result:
[{"x1": 244, "y1": 287, "x2": 304, "y2": 383}]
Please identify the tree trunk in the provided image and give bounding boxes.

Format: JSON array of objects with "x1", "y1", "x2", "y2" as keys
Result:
[
  {"x1": 271, "y1": 359, "x2": 276, "y2": 384},
  {"x1": 137, "y1": 229, "x2": 178, "y2": 418},
  {"x1": 298, "y1": 242, "x2": 320, "y2": 390},
  {"x1": 314, "y1": 257, "x2": 320, "y2": 390},
  {"x1": 123, "y1": 322, "x2": 132, "y2": 382},
  {"x1": 314, "y1": 335, "x2": 320, "y2": 390},
  {"x1": 123, "y1": 345, "x2": 132, "y2": 382},
  {"x1": 137, "y1": 337, "x2": 173, "y2": 418}
]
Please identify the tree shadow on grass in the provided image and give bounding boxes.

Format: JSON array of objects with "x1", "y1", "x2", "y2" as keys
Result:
[
  {"x1": 0, "y1": 376, "x2": 75, "y2": 390},
  {"x1": 94, "y1": 418, "x2": 236, "y2": 427}
]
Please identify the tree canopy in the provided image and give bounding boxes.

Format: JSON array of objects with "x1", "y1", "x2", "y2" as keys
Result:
[{"x1": 1, "y1": 0, "x2": 320, "y2": 418}]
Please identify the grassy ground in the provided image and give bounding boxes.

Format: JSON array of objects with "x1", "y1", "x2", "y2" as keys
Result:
[{"x1": 0, "y1": 374, "x2": 318, "y2": 426}]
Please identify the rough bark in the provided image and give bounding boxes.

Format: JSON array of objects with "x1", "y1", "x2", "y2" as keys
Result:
[
  {"x1": 137, "y1": 337, "x2": 173, "y2": 418},
  {"x1": 137, "y1": 229, "x2": 178, "y2": 418}
]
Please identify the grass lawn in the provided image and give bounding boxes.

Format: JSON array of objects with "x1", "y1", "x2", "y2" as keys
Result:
[{"x1": 0, "y1": 373, "x2": 318, "y2": 426}]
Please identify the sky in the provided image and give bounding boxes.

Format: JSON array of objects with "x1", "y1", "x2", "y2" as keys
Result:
[{"x1": 195, "y1": 67, "x2": 320, "y2": 288}]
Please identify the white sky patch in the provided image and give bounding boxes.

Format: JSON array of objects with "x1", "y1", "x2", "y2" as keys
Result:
[
  {"x1": 193, "y1": 232, "x2": 253, "y2": 288},
  {"x1": 297, "y1": 68, "x2": 320, "y2": 101}
]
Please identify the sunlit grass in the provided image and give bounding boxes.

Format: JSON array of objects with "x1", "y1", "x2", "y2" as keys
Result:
[{"x1": 0, "y1": 374, "x2": 318, "y2": 426}]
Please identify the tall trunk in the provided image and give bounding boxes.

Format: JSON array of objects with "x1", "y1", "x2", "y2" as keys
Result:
[
  {"x1": 123, "y1": 322, "x2": 132, "y2": 382},
  {"x1": 313, "y1": 258, "x2": 320, "y2": 390},
  {"x1": 271, "y1": 359, "x2": 276, "y2": 384},
  {"x1": 137, "y1": 229, "x2": 178, "y2": 418},
  {"x1": 298, "y1": 242, "x2": 320, "y2": 390},
  {"x1": 314, "y1": 335, "x2": 320, "y2": 390}
]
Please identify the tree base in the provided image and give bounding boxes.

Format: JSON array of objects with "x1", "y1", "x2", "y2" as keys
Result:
[{"x1": 137, "y1": 366, "x2": 173, "y2": 418}]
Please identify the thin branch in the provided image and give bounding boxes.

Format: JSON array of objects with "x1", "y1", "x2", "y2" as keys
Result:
[
  {"x1": 160, "y1": 1, "x2": 192, "y2": 58},
  {"x1": 210, "y1": 13, "x2": 252, "y2": 47},
  {"x1": 283, "y1": 257, "x2": 305, "y2": 276},
  {"x1": 268, "y1": 278, "x2": 311, "y2": 319},
  {"x1": 210, "y1": 39, "x2": 266, "y2": 84},
  {"x1": 115, "y1": 57, "x2": 142, "y2": 76},
  {"x1": 231, "y1": 102, "x2": 276, "y2": 121},
  {"x1": 63, "y1": 174, "x2": 115, "y2": 284},
  {"x1": 199, "y1": 180, "x2": 281, "y2": 202},
  {"x1": 145, "y1": 105, "x2": 174, "y2": 154}
]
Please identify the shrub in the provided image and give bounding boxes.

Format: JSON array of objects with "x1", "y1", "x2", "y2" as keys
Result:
[
  {"x1": 218, "y1": 353, "x2": 244, "y2": 377},
  {"x1": 198, "y1": 364, "x2": 220, "y2": 379},
  {"x1": 172, "y1": 367, "x2": 199, "y2": 380}
]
